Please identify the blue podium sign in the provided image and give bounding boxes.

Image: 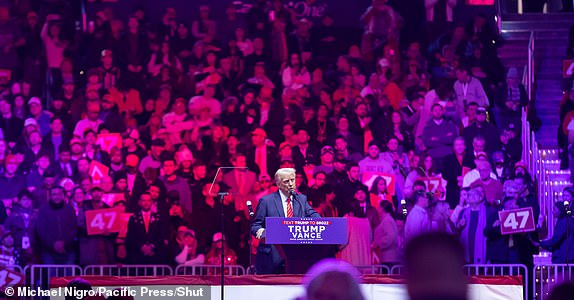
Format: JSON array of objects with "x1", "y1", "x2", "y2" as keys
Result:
[{"x1": 265, "y1": 217, "x2": 348, "y2": 245}]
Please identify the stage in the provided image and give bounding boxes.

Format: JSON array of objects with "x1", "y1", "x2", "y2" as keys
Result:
[{"x1": 48, "y1": 274, "x2": 524, "y2": 300}]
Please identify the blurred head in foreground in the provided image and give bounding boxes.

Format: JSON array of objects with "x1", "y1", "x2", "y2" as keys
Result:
[
  {"x1": 64, "y1": 278, "x2": 92, "y2": 300},
  {"x1": 406, "y1": 232, "x2": 468, "y2": 300},
  {"x1": 549, "y1": 281, "x2": 574, "y2": 300},
  {"x1": 303, "y1": 259, "x2": 365, "y2": 300}
]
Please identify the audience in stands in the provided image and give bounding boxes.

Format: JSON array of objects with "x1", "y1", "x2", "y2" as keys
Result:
[{"x1": 0, "y1": 0, "x2": 554, "y2": 272}]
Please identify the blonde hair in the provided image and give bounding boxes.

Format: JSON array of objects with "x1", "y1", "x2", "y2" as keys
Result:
[{"x1": 274, "y1": 168, "x2": 296, "y2": 185}]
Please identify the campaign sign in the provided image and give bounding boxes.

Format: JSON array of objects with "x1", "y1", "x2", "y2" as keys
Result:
[
  {"x1": 85, "y1": 208, "x2": 123, "y2": 235},
  {"x1": 101, "y1": 193, "x2": 125, "y2": 207},
  {"x1": 96, "y1": 133, "x2": 122, "y2": 153},
  {"x1": 498, "y1": 207, "x2": 535, "y2": 235},
  {"x1": 89, "y1": 161, "x2": 110, "y2": 185},
  {"x1": 265, "y1": 217, "x2": 348, "y2": 245},
  {"x1": 362, "y1": 172, "x2": 396, "y2": 196},
  {"x1": 0, "y1": 268, "x2": 24, "y2": 292},
  {"x1": 420, "y1": 176, "x2": 447, "y2": 200}
]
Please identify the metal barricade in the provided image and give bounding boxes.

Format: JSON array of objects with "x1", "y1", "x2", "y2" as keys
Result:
[
  {"x1": 390, "y1": 264, "x2": 528, "y2": 297},
  {"x1": 353, "y1": 265, "x2": 391, "y2": 275},
  {"x1": 84, "y1": 265, "x2": 173, "y2": 277},
  {"x1": 533, "y1": 264, "x2": 574, "y2": 300},
  {"x1": 465, "y1": 264, "x2": 528, "y2": 299},
  {"x1": 246, "y1": 265, "x2": 256, "y2": 275},
  {"x1": 28, "y1": 265, "x2": 83, "y2": 293},
  {"x1": 391, "y1": 265, "x2": 405, "y2": 275},
  {"x1": 175, "y1": 264, "x2": 245, "y2": 276}
]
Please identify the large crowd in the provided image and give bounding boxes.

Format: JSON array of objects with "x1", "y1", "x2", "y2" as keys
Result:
[{"x1": 0, "y1": 0, "x2": 572, "y2": 272}]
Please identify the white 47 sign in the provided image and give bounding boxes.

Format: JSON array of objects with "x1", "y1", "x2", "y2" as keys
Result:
[{"x1": 498, "y1": 207, "x2": 536, "y2": 235}]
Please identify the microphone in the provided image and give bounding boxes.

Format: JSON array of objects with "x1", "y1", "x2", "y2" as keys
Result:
[
  {"x1": 247, "y1": 201, "x2": 255, "y2": 218},
  {"x1": 289, "y1": 189, "x2": 298, "y2": 197}
]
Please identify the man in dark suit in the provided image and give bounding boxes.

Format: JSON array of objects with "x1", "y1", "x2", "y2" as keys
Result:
[
  {"x1": 42, "y1": 117, "x2": 71, "y2": 161},
  {"x1": 441, "y1": 137, "x2": 465, "y2": 209},
  {"x1": 292, "y1": 129, "x2": 321, "y2": 171},
  {"x1": 251, "y1": 168, "x2": 321, "y2": 274},
  {"x1": 116, "y1": 154, "x2": 148, "y2": 212},
  {"x1": 53, "y1": 145, "x2": 77, "y2": 179},
  {"x1": 125, "y1": 193, "x2": 170, "y2": 264}
]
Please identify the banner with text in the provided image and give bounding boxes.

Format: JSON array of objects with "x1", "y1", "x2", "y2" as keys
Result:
[{"x1": 362, "y1": 172, "x2": 396, "y2": 196}]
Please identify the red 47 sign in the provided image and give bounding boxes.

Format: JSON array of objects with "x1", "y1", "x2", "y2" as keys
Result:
[
  {"x1": 85, "y1": 208, "x2": 123, "y2": 235},
  {"x1": 0, "y1": 268, "x2": 24, "y2": 292},
  {"x1": 498, "y1": 207, "x2": 535, "y2": 235}
]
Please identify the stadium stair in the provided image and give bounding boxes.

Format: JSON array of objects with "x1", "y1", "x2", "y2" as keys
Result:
[{"x1": 499, "y1": 13, "x2": 573, "y2": 148}]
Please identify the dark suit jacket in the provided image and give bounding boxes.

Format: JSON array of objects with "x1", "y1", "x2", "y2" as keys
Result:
[
  {"x1": 250, "y1": 191, "x2": 320, "y2": 274},
  {"x1": 292, "y1": 143, "x2": 321, "y2": 170},
  {"x1": 125, "y1": 210, "x2": 170, "y2": 264},
  {"x1": 265, "y1": 101, "x2": 304, "y2": 145},
  {"x1": 441, "y1": 154, "x2": 463, "y2": 208},
  {"x1": 42, "y1": 131, "x2": 71, "y2": 157},
  {"x1": 54, "y1": 160, "x2": 78, "y2": 179}
]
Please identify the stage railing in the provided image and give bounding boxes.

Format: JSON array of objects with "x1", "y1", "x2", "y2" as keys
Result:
[
  {"x1": 175, "y1": 264, "x2": 246, "y2": 276},
  {"x1": 390, "y1": 265, "x2": 404, "y2": 275},
  {"x1": 23, "y1": 263, "x2": 574, "y2": 299},
  {"x1": 533, "y1": 264, "x2": 574, "y2": 300},
  {"x1": 391, "y1": 264, "x2": 528, "y2": 297},
  {"x1": 353, "y1": 265, "x2": 391, "y2": 275},
  {"x1": 466, "y1": 264, "x2": 529, "y2": 299},
  {"x1": 27, "y1": 264, "x2": 83, "y2": 294},
  {"x1": 84, "y1": 264, "x2": 173, "y2": 276}
]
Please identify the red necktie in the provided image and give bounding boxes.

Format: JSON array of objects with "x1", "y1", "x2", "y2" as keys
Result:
[
  {"x1": 286, "y1": 197, "x2": 294, "y2": 218},
  {"x1": 144, "y1": 213, "x2": 150, "y2": 233}
]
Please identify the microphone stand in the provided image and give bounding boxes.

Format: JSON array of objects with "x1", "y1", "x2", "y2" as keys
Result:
[
  {"x1": 209, "y1": 166, "x2": 249, "y2": 300},
  {"x1": 290, "y1": 190, "x2": 304, "y2": 216},
  {"x1": 247, "y1": 201, "x2": 255, "y2": 272}
]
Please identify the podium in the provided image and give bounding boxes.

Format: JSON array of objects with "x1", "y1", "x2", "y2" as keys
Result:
[{"x1": 265, "y1": 217, "x2": 348, "y2": 274}]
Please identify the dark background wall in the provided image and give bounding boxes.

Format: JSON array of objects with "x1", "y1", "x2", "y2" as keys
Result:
[
  {"x1": 86, "y1": 0, "x2": 373, "y2": 27},
  {"x1": 86, "y1": 0, "x2": 496, "y2": 31}
]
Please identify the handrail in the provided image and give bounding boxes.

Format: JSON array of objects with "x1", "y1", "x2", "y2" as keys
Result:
[
  {"x1": 495, "y1": 0, "x2": 502, "y2": 33},
  {"x1": 527, "y1": 31, "x2": 535, "y2": 101}
]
